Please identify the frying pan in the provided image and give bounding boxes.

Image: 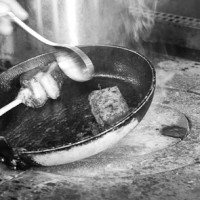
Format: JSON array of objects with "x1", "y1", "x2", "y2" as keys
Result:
[{"x1": 0, "y1": 45, "x2": 156, "y2": 170}]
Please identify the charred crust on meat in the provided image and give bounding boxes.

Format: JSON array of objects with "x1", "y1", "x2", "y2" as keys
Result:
[{"x1": 89, "y1": 86, "x2": 130, "y2": 126}]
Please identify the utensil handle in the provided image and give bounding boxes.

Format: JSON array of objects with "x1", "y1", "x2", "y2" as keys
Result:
[
  {"x1": 0, "y1": 98, "x2": 22, "y2": 117},
  {"x1": 8, "y1": 11, "x2": 57, "y2": 46}
]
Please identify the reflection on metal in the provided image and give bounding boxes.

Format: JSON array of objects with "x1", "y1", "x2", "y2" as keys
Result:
[
  {"x1": 0, "y1": 34, "x2": 14, "y2": 60},
  {"x1": 52, "y1": 0, "x2": 59, "y2": 41},
  {"x1": 35, "y1": 0, "x2": 43, "y2": 36},
  {"x1": 65, "y1": 0, "x2": 79, "y2": 45}
]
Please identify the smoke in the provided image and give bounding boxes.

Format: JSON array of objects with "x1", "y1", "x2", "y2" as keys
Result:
[
  {"x1": 90, "y1": 0, "x2": 158, "y2": 50},
  {"x1": 154, "y1": 68, "x2": 175, "y2": 103},
  {"x1": 110, "y1": 0, "x2": 158, "y2": 49},
  {"x1": 122, "y1": 0, "x2": 157, "y2": 42}
]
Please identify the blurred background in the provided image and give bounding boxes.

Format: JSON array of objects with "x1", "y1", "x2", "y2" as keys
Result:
[{"x1": 1, "y1": 0, "x2": 200, "y2": 65}]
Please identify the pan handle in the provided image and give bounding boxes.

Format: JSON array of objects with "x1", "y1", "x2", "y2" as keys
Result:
[{"x1": 0, "y1": 136, "x2": 28, "y2": 170}]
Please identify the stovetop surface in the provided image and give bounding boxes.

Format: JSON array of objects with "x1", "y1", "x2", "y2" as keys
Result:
[{"x1": 1, "y1": 46, "x2": 200, "y2": 199}]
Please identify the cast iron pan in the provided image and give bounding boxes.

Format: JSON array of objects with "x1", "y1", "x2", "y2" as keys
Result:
[{"x1": 0, "y1": 45, "x2": 156, "y2": 170}]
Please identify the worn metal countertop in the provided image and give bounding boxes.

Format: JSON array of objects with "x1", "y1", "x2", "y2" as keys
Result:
[{"x1": 1, "y1": 51, "x2": 200, "y2": 200}]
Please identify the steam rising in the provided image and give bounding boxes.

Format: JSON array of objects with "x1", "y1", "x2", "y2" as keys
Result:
[
  {"x1": 121, "y1": 0, "x2": 157, "y2": 42},
  {"x1": 98, "y1": 0, "x2": 158, "y2": 47},
  {"x1": 72, "y1": 0, "x2": 158, "y2": 48}
]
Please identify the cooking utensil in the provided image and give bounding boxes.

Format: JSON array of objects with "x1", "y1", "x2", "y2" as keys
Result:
[
  {"x1": 0, "y1": 45, "x2": 156, "y2": 170},
  {"x1": 0, "y1": 8, "x2": 95, "y2": 117},
  {"x1": 3, "y1": 8, "x2": 94, "y2": 82},
  {"x1": 0, "y1": 98, "x2": 21, "y2": 117}
]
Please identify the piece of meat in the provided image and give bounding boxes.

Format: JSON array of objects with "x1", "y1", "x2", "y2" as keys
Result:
[
  {"x1": 35, "y1": 72, "x2": 60, "y2": 100},
  {"x1": 17, "y1": 82, "x2": 47, "y2": 108},
  {"x1": 18, "y1": 61, "x2": 64, "y2": 108},
  {"x1": 88, "y1": 86, "x2": 130, "y2": 126}
]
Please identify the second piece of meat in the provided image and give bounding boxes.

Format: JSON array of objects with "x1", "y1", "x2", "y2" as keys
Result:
[{"x1": 17, "y1": 61, "x2": 64, "y2": 108}]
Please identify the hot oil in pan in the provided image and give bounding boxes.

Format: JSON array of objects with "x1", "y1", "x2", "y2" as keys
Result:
[{"x1": 0, "y1": 76, "x2": 141, "y2": 151}]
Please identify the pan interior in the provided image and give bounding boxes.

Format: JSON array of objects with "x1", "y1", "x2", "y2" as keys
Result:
[{"x1": 0, "y1": 46, "x2": 154, "y2": 152}]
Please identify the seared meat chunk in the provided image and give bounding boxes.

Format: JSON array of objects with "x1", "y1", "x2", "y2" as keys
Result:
[
  {"x1": 89, "y1": 86, "x2": 129, "y2": 126},
  {"x1": 18, "y1": 61, "x2": 64, "y2": 108}
]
